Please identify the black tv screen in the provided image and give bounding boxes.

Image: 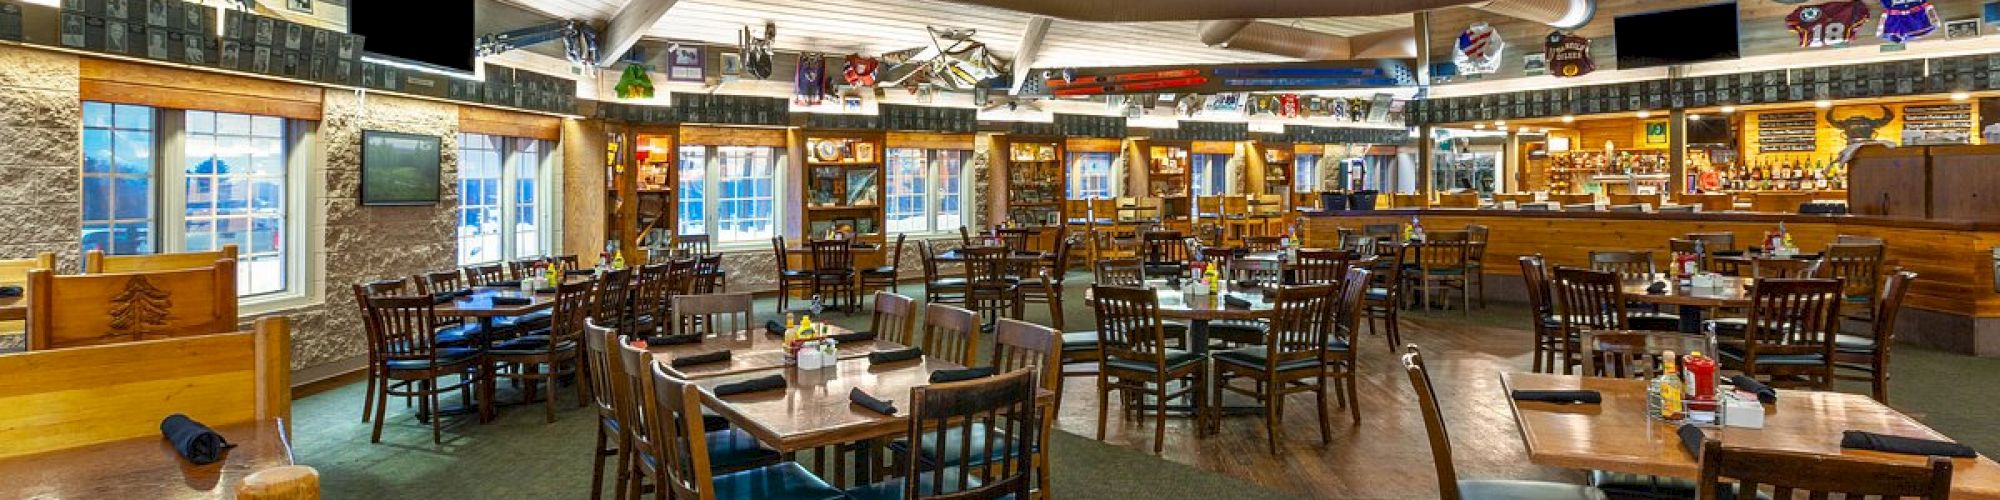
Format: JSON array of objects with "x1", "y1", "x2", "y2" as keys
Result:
[
  {"x1": 1615, "y1": 3, "x2": 1741, "y2": 69},
  {"x1": 1687, "y1": 117, "x2": 1733, "y2": 144},
  {"x1": 360, "y1": 130, "x2": 442, "y2": 206},
  {"x1": 349, "y1": 0, "x2": 477, "y2": 74}
]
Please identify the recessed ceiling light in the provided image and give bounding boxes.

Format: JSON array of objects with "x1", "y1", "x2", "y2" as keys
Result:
[
  {"x1": 1637, "y1": 111, "x2": 1652, "y2": 118},
  {"x1": 1952, "y1": 92, "x2": 1971, "y2": 101},
  {"x1": 1473, "y1": 124, "x2": 1486, "y2": 130},
  {"x1": 1688, "y1": 114, "x2": 1702, "y2": 121},
  {"x1": 1814, "y1": 100, "x2": 1833, "y2": 108},
  {"x1": 1497, "y1": 125, "x2": 1510, "y2": 131},
  {"x1": 1495, "y1": 120, "x2": 1508, "y2": 126},
  {"x1": 1561, "y1": 115, "x2": 1575, "y2": 123},
  {"x1": 1720, "y1": 106, "x2": 1736, "y2": 114}
]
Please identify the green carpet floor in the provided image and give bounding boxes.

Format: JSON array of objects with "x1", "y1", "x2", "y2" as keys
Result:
[{"x1": 292, "y1": 274, "x2": 1998, "y2": 498}]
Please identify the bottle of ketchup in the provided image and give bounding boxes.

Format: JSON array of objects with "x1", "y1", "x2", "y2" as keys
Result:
[{"x1": 1683, "y1": 351, "x2": 1718, "y2": 412}]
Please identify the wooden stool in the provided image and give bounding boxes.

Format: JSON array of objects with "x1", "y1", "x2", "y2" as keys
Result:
[{"x1": 237, "y1": 465, "x2": 321, "y2": 500}]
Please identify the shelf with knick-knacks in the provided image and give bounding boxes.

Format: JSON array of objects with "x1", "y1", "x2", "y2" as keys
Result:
[
  {"x1": 801, "y1": 131, "x2": 887, "y2": 237},
  {"x1": 1004, "y1": 136, "x2": 1067, "y2": 225}
]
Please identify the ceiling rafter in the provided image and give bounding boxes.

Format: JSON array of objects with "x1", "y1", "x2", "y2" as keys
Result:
[
  {"x1": 1008, "y1": 16, "x2": 1051, "y2": 95},
  {"x1": 597, "y1": 0, "x2": 682, "y2": 66}
]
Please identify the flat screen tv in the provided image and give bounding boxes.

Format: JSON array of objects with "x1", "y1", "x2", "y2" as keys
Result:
[
  {"x1": 1687, "y1": 117, "x2": 1733, "y2": 145},
  {"x1": 1615, "y1": 3, "x2": 1741, "y2": 69},
  {"x1": 349, "y1": 0, "x2": 477, "y2": 74},
  {"x1": 360, "y1": 130, "x2": 442, "y2": 206}
]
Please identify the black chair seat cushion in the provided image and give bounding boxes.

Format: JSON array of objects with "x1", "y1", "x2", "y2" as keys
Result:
[
  {"x1": 780, "y1": 270, "x2": 812, "y2": 279},
  {"x1": 1214, "y1": 346, "x2": 1321, "y2": 372},
  {"x1": 1142, "y1": 264, "x2": 1187, "y2": 277},
  {"x1": 1060, "y1": 331, "x2": 1100, "y2": 352},
  {"x1": 1207, "y1": 321, "x2": 1267, "y2": 345},
  {"x1": 885, "y1": 422, "x2": 1032, "y2": 469},
  {"x1": 846, "y1": 473, "x2": 1007, "y2": 500},
  {"x1": 704, "y1": 428, "x2": 782, "y2": 471},
  {"x1": 488, "y1": 337, "x2": 577, "y2": 356},
  {"x1": 1591, "y1": 471, "x2": 1766, "y2": 500},
  {"x1": 1365, "y1": 287, "x2": 1391, "y2": 302},
  {"x1": 1327, "y1": 337, "x2": 1351, "y2": 352},
  {"x1": 1103, "y1": 349, "x2": 1203, "y2": 373},
  {"x1": 710, "y1": 462, "x2": 846, "y2": 500},
  {"x1": 862, "y1": 266, "x2": 897, "y2": 277},
  {"x1": 928, "y1": 278, "x2": 968, "y2": 288},
  {"x1": 1456, "y1": 479, "x2": 1606, "y2": 500},
  {"x1": 384, "y1": 347, "x2": 479, "y2": 371},
  {"x1": 1717, "y1": 344, "x2": 1827, "y2": 366},
  {"x1": 1835, "y1": 334, "x2": 1876, "y2": 352},
  {"x1": 498, "y1": 310, "x2": 554, "y2": 329},
  {"x1": 433, "y1": 323, "x2": 485, "y2": 346}
]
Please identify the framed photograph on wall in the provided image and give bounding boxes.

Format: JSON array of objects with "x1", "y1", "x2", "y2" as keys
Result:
[
  {"x1": 1947, "y1": 18, "x2": 1982, "y2": 40},
  {"x1": 288, "y1": 0, "x2": 312, "y2": 14},
  {"x1": 666, "y1": 44, "x2": 704, "y2": 82},
  {"x1": 719, "y1": 52, "x2": 742, "y2": 82}
]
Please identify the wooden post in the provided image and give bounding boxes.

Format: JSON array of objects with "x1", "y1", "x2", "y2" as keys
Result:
[
  {"x1": 1418, "y1": 125, "x2": 1435, "y2": 203},
  {"x1": 1670, "y1": 108, "x2": 1688, "y2": 195}
]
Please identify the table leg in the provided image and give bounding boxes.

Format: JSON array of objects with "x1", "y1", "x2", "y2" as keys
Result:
[
  {"x1": 479, "y1": 316, "x2": 498, "y2": 423},
  {"x1": 1679, "y1": 305, "x2": 1704, "y2": 333}
]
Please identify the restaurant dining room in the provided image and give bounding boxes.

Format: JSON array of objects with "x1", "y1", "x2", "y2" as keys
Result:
[{"x1": 6, "y1": 0, "x2": 2000, "y2": 498}]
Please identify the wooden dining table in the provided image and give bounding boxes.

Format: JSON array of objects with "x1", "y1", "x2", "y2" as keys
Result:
[
  {"x1": 1619, "y1": 274, "x2": 1754, "y2": 332},
  {"x1": 1085, "y1": 280, "x2": 1277, "y2": 414},
  {"x1": 0, "y1": 418, "x2": 293, "y2": 499},
  {"x1": 648, "y1": 326, "x2": 903, "y2": 380},
  {"x1": 1502, "y1": 372, "x2": 2000, "y2": 499},
  {"x1": 433, "y1": 284, "x2": 571, "y2": 422}
]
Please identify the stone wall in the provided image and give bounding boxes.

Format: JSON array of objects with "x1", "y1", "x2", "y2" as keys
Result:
[{"x1": 0, "y1": 46, "x2": 81, "y2": 271}]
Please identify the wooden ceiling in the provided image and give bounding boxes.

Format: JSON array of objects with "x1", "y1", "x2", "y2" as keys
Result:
[{"x1": 500, "y1": 0, "x2": 1413, "y2": 68}]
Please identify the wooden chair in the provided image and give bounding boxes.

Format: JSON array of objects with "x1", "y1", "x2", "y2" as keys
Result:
[
  {"x1": 352, "y1": 279, "x2": 414, "y2": 423},
  {"x1": 580, "y1": 320, "x2": 631, "y2": 499},
  {"x1": 1362, "y1": 243, "x2": 1408, "y2": 351},
  {"x1": 1587, "y1": 250, "x2": 1657, "y2": 280},
  {"x1": 1550, "y1": 267, "x2": 1630, "y2": 375},
  {"x1": 621, "y1": 338, "x2": 786, "y2": 499},
  {"x1": 1095, "y1": 258, "x2": 1145, "y2": 287},
  {"x1": 1519, "y1": 256, "x2": 1567, "y2": 374},
  {"x1": 692, "y1": 253, "x2": 726, "y2": 293},
  {"x1": 1140, "y1": 230, "x2": 1191, "y2": 279},
  {"x1": 1695, "y1": 439, "x2": 1952, "y2": 500},
  {"x1": 1285, "y1": 259, "x2": 1347, "y2": 286},
  {"x1": 1214, "y1": 283, "x2": 1339, "y2": 453},
  {"x1": 917, "y1": 241, "x2": 965, "y2": 305},
  {"x1": 671, "y1": 233, "x2": 714, "y2": 258},
  {"x1": 488, "y1": 279, "x2": 592, "y2": 423},
  {"x1": 1718, "y1": 278, "x2": 1843, "y2": 390},
  {"x1": 997, "y1": 228, "x2": 1037, "y2": 254},
  {"x1": 1019, "y1": 237, "x2": 1075, "y2": 330},
  {"x1": 1324, "y1": 267, "x2": 1370, "y2": 424},
  {"x1": 1819, "y1": 243, "x2": 1887, "y2": 322},
  {"x1": 1466, "y1": 224, "x2": 1490, "y2": 308},
  {"x1": 1436, "y1": 192, "x2": 1480, "y2": 208},
  {"x1": 365, "y1": 296, "x2": 478, "y2": 444},
  {"x1": 1244, "y1": 235, "x2": 1285, "y2": 252},
  {"x1": 1837, "y1": 270, "x2": 1916, "y2": 403},
  {"x1": 869, "y1": 291, "x2": 919, "y2": 347},
  {"x1": 0, "y1": 251, "x2": 57, "y2": 335},
  {"x1": 237, "y1": 465, "x2": 321, "y2": 500},
  {"x1": 0, "y1": 315, "x2": 290, "y2": 459},
  {"x1": 1747, "y1": 257, "x2": 1819, "y2": 279},
  {"x1": 808, "y1": 239, "x2": 858, "y2": 313},
  {"x1": 590, "y1": 268, "x2": 635, "y2": 334},
  {"x1": 464, "y1": 264, "x2": 506, "y2": 286},
  {"x1": 25, "y1": 259, "x2": 238, "y2": 350},
  {"x1": 82, "y1": 244, "x2": 236, "y2": 274},
  {"x1": 772, "y1": 236, "x2": 815, "y2": 314},
  {"x1": 1580, "y1": 330, "x2": 1718, "y2": 379},
  {"x1": 507, "y1": 258, "x2": 542, "y2": 281},
  {"x1": 626, "y1": 262, "x2": 672, "y2": 336},
  {"x1": 414, "y1": 270, "x2": 465, "y2": 295},
  {"x1": 1410, "y1": 235, "x2": 1472, "y2": 316},
  {"x1": 990, "y1": 318, "x2": 1062, "y2": 496},
  {"x1": 1090, "y1": 284, "x2": 1208, "y2": 454},
  {"x1": 962, "y1": 246, "x2": 1024, "y2": 326},
  {"x1": 921, "y1": 303, "x2": 982, "y2": 366},
  {"x1": 1401, "y1": 346, "x2": 1608, "y2": 500},
  {"x1": 845, "y1": 369, "x2": 1039, "y2": 500},
  {"x1": 670, "y1": 293, "x2": 753, "y2": 337},
  {"x1": 860, "y1": 233, "x2": 907, "y2": 295}
]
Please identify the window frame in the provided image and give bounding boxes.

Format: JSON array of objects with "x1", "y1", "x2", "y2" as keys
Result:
[
  {"x1": 455, "y1": 132, "x2": 553, "y2": 266},
  {"x1": 676, "y1": 145, "x2": 786, "y2": 248},
  {"x1": 1191, "y1": 153, "x2": 1231, "y2": 196},
  {"x1": 883, "y1": 147, "x2": 971, "y2": 235},
  {"x1": 1295, "y1": 153, "x2": 1322, "y2": 193},
  {"x1": 1066, "y1": 151, "x2": 1116, "y2": 200}
]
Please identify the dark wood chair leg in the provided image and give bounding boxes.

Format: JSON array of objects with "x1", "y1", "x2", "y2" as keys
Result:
[
  {"x1": 591, "y1": 424, "x2": 610, "y2": 499},
  {"x1": 370, "y1": 374, "x2": 389, "y2": 443},
  {"x1": 362, "y1": 366, "x2": 376, "y2": 423}
]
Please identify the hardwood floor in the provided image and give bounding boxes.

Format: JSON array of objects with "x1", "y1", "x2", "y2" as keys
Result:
[{"x1": 1051, "y1": 303, "x2": 1586, "y2": 498}]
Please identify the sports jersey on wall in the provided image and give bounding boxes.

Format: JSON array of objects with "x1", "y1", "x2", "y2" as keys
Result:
[
  {"x1": 1877, "y1": 0, "x2": 1939, "y2": 43},
  {"x1": 1454, "y1": 22, "x2": 1506, "y2": 75},
  {"x1": 1545, "y1": 31, "x2": 1594, "y2": 78},
  {"x1": 1787, "y1": 0, "x2": 1871, "y2": 47}
]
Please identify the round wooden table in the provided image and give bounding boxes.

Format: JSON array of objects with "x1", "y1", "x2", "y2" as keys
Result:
[
  {"x1": 1087, "y1": 280, "x2": 1277, "y2": 416},
  {"x1": 1619, "y1": 274, "x2": 1754, "y2": 332}
]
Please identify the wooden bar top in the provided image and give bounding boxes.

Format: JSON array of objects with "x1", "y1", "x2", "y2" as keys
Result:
[
  {"x1": 0, "y1": 418, "x2": 293, "y2": 499},
  {"x1": 1303, "y1": 208, "x2": 2000, "y2": 232}
]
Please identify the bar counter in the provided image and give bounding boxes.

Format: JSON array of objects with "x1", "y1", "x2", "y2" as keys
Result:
[{"x1": 1302, "y1": 209, "x2": 2000, "y2": 356}]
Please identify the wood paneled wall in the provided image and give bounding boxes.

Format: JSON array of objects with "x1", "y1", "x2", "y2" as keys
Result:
[
  {"x1": 78, "y1": 59, "x2": 321, "y2": 119},
  {"x1": 461, "y1": 107, "x2": 561, "y2": 141}
]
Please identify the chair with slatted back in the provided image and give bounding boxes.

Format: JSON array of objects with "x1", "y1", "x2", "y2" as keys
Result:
[
  {"x1": 1550, "y1": 267, "x2": 1629, "y2": 375},
  {"x1": 860, "y1": 233, "x2": 907, "y2": 295},
  {"x1": 1668, "y1": 239, "x2": 1710, "y2": 273},
  {"x1": 1140, "y1": 230, "x2": 1191, "y2": 279},
  {"x1": 1717, "y1": 278, "x2": 1844, "y2": 390},
  {"x1": 1287, "y1": 249, "x2": 1350, "y2": 286},
  {"x1": 962, "y1": 246, "x2": 1023, "y2": 326},
  {"x1": 586, "y1": 268, "x2": 635, "y2": 336},
  {"x1": 0, "y1": 252, "x2": 56, "y2": 337},
  {"x1": 83, "y1": 244, "x2": 237, "y2": 274},
  {"x1": 1819, "y1": 243, "x2": 1886, "y2": 323},
  {"x1": 1362, "y1": 243, "x2": 1408, "y2": 351},
  {"x1": 1412, "y1": 234, "x2": 1472, "y2": 315},
  {"x1": 917, "y1": 241, "x2": 965, "y2": 306},
  {"x1": 921, "y1": 303, "x2": 981, "y2": 366},
  {"x1": 885, "y1": 318, "x2": 1059, "y2": 497},
  {"x1": 1214, "y1": 283, "x2": 1339, "y2": 453},
  {"x1": 671, "y1": 293, "x2": 753, "y2": 338},
  {"x1": 1341, "y1": 234, "x2": 1379, "y2": 260},
  {"x1": 414, "y1": 270, "x2": 465, "y2": 295},
  {"x1": 1088, "y1": 229, "x2": 1140, "y2": 281},
  {"x1": 507, "y1": 258, "x2": 541, "y2": 281},
  {"x1": 353, "y1": 279, "x2": 412, "y2": 423},
  {"x1": 1245, "y1": 236, "x2": 1285, "y2": 252},
  {"x1": 1091, "y1": 284, "x2": 1208, "y2": 454},
  {"x1": 1580, "y1": 330, "x2": 1718, "y2": 379},
  {"x1": 1747, "y1": 257, "x2": 1819, "y2": 279},
  {"x1": 1466, "y1": 224, "x2": 1490, "y2": 308},
  {"x1": 770, "y1": 237, "x2": 814, "y2": 314},
  {"x1": 1589, "y1": 250, "x2": 1682, "y2": 330},
  {"x1": 1695, "y1": 440, "x2": 1952, "y2": 500},
  {"x1": 1402, "y1": 346, "x2": 1609, "y2": 500},
  {"x1": 845, "y1": 369, "x2": 1039, "y2": 500},
  {"x1": 464, "y1": 264, "x2": 506, "y2": 286},
  {"x1": 1020, "y1": 237, "x2": 1074, "y2": 330},
  {"x1": 869, "y1": 291, "x2": 919, "y2": 348},
  {"x1": 25, "y1": 259, "x2": 238, "y2": 350},
  {"x1": 488, "y1": 278, "x2": 592, "y2": 422},
  {"x1": 627, "y1": 262, "x2": 673, "y2": 336},
  {"x1": 693, "y1": 254, "x2": 727, "y2": 293},
  {"x1": 580, "y1": 320, "x2": 631, "y2": 499},
  {"x1": 807, "y1": 239, "x2": 858, "y2": 313},
  {"x1": 1519, "y1": 256, "x2": 1566, "y2": 374},
  {"x1": 1324, "y1": 267, "x2": 1370, "y2": 424},
  {"x1": 622, "y1": 338, "x2": 790, "y2": 499},
  {"x1": 1837, "y1": 270, "x2": 1916, "y2": 403},
  {"x1": 366, "y1": 295, "x2": 478, "y2": 444},
  {"x1": 997, "y1": 228, "x2": 1036, "y2": 254}
]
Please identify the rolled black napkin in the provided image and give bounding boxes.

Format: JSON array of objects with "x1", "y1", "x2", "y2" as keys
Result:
[
  {"x1": 453, "y1": 289, "x2": 475, "y2": 297},
  {"x1": 1713, "y1": 250, "x2": 1745, "y2": 257},
  {"x1": 672, "y1": 350, "x2": 732, "y2": 368},
  {"x1": 565, "y1": 270, "x2": 597, "y2": 277},
  {"x1": 0, "y1": 285, "x2": 21, "y2": 298},
  {"x1": 647, "y1": 334, "x2": 701, "y2": 346},
  {"x1": 929, "y1": 367, "x2": 998, "y2": 384},
  {"x1": 1223, "y1": 294, "x2": 1253, "y2": 308},
  {"x1": 868, "y1": 348, "x2": 923, "y2": 365},
  {"x1": 535, "y1": 287, "x2": 558, "y2": 294},
  {"x1": 160, "y1": 414, "x2": 233, "y2": 465},
  {"x1": 1841, "y1": 430, "x2": 1978, "y2": 458},
  {"x1": 1510, "y1": 390, "x2": 1602, "y2": 404},
  {"x1": 828, "y1": 331, "x2": 877, "y2": 343},
  {"x1": 487, "y1": 280, "x2": 521, "y2": 288},
  {"x1": 430, "y1": 293, "x2": 457, "y2": 304},
  {"x1": 1678, "y1": 424, "x2": 1707, "y2": 460},
  {"x1": 1728, "y1": 375, "x2": 1776, "y2": 404},
  {"x1": 765, "y1": 320, "x2": 786, "y2": 336},
  {"x1": 490, "y1": 296, "x2": 532, "y2": 306},
  {"x1": 849, "y1": 388, "x2": 897, "y2": 415},
  {"x1": 713, "y1": 374, "x2": 786, "y2": 396},
  {"x1": 1647, "y1": 281, "x2": 1668, "y2": 295}
]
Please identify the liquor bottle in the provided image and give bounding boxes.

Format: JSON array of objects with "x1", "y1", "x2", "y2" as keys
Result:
[
  {"x1": 1410, "y1": 217, "x2": 1426, "y2": 242},
  {"x1": 1649, "y1": 350, "x2": 1687, "y2": 421}
]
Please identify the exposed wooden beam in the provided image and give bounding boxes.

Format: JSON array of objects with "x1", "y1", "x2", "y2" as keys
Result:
[
  {"x1": 597, "y1": 0, "x2": 681, "y2": 67},
  {"x1": 1008, "y1": 16, "x2": 1052, "y2": 96}
]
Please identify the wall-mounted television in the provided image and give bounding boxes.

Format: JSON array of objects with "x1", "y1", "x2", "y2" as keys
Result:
[
  {"x1": 349, "y1": 0, "x2": 477, "y2": 75},
  {"x1": 1615, "y1": 2, "x2": 1741, "y2": 70},
  {"x1": 360, "y1": 130, "x2": 442, "y2": 206},
  {"x1": 1687, "y1": 117, "x2": 1734, "y2": 145}
]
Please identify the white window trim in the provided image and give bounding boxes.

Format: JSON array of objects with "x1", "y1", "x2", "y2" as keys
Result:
[
  {"x1": 456, "y1": 134, "x2": 554, "y2": 266},
  {"x1": 884, "y1": 148, "x2": 970, "y2": 237},
  {"x1": 146, "y1": 109, "x2": 311, "y2": 310},
  {"x1": 1066, "y1": 151, "x2": 1118, "y2": 201},
  {"x1": 682, "y1": 145, "x2": 786, "y2": 252}
]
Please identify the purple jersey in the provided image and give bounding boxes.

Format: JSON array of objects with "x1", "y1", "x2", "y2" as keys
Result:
[{"x1": 1878, "y1": 0, "x2": 1938, "y2": 43}]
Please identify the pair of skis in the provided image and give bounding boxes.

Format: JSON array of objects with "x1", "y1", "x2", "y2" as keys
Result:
[
  {"x1": 1044, "y1": 69, "x2": 1206, "y2": 96},
  {"x1": 1041, "y1": 66, "x2": 1403, "y2": 96}
]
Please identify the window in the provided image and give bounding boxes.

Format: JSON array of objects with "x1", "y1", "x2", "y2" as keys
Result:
[
  {"x1": 82, "y1": 102, "x2": 156, "y2": 256},
  {"x1": 885, "y1": 148, "x2": 970, "y2": 233},
  {"x1": 678, "y1": 146, "x2": 782, "y2": 243},
  {"x1": 456, "y1": 133, "x2": 550, "y2": 265},
  {"x1": 1066, "y1": 152, "x2": 1115, "y2": 199},
  {"x1": 80, "y1": 102, "x2": 307, "y2": 299},
  {"x1": 184, "y1": 111, "x2": 286, "y2": 295},
  {"x1": 1191, "y1": 153, "x2": 1230, "y2": 196},
  {"x1": 1295, "y1": 153, "x2": 1322, "y2": 193}
]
